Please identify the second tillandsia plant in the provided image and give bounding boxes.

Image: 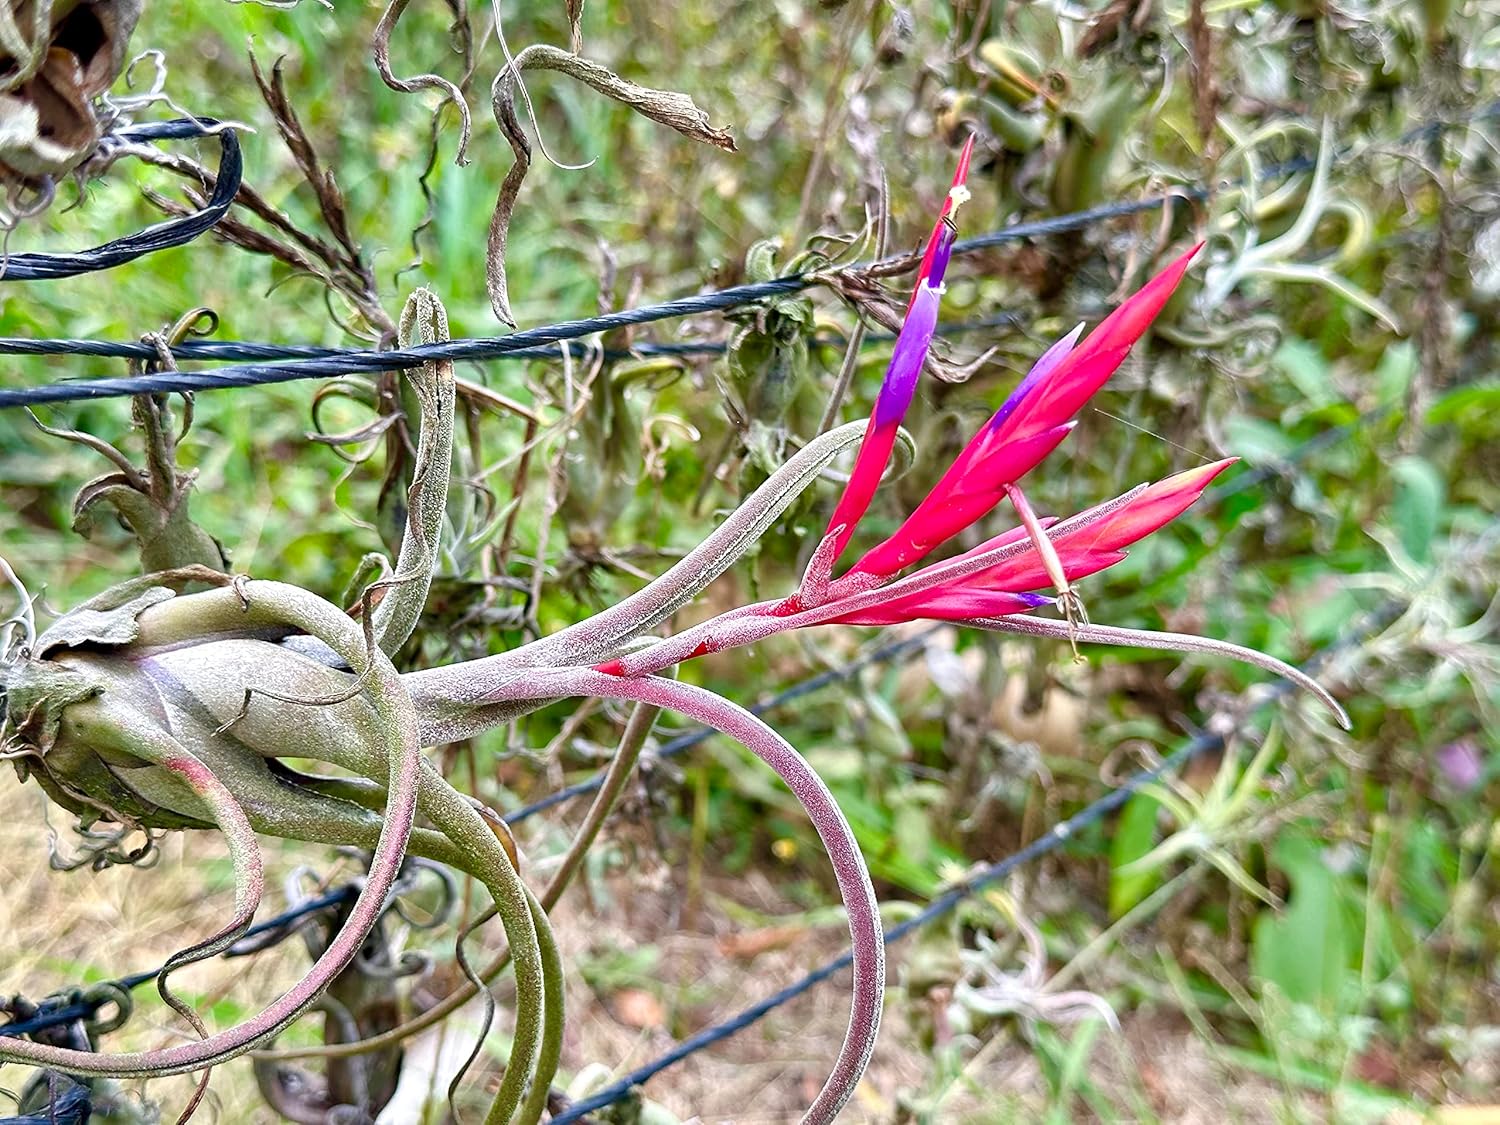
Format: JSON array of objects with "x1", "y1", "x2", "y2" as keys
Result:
[{"x1": 0, "y1": 140, "x2": 1348, "y2": 1125}]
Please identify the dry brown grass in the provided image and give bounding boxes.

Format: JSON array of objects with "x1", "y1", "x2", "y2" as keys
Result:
[{"x1": 2, "y1": 772, "x2": 1331, "y2": 1124}]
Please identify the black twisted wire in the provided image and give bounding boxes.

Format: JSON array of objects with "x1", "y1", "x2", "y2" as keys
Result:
[
  {"x1": 0, "y1": 118, "x2": 240, "y2": 282},
  {"x1": 0, "y1": 192, "x2": 1185, "y2": 408},
  {"x1": 0, "y1": 313, "x2": 1028, "y2": 369},
  {"x1": 0, "y1": 1079, "x2": 91, "y2": 1125}
]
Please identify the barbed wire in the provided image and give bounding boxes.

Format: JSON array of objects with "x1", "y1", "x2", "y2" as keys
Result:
[
  {"x1": 0, "y1": 94, "x2": 1493, "y2": 410},
  {"x1": 548, "y1": 599, "x2": 1399, "y2": 1125},
  {"x1": 0, "y1": 119, "x2": 240, "y2": 283}
]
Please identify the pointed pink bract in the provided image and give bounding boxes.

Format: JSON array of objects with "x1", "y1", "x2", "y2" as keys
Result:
[
  {"x1": 969, "y1": 459, "x2": 1236, "y2": 592},
  {"x1": 847, "y1": 423, "x2": 1075, "y2": 578},
  {"x1": 837, "y1": 246, "x2": 1201, "y2": 581},
  {"x1": 989, "y1": 245, "x2": 1201, "y2": 450}
]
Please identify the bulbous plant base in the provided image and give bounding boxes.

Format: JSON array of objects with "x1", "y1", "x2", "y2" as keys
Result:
[
  {"x1": 0, "y1": 334, "x2": 889, "y2": 1122},
  {"x1": 0, "y1": 572, "x2": 563, "y2": 1125}
]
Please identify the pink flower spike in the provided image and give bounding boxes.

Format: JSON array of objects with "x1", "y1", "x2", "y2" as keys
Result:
[
  {"x1": 593, "y1": 461, "x2": 1235, "y2": 681},
  {"x1": 818, "y1": 136, "x2": 976, "y2": 566},
  {"x1": 1064, "y1": 458, "x2": 1237, "y2": 554},
  {"x1": 956, "y1": 515, "x2": 1061, "y2": 561},
  {"x1": 909, "y1": 133, "x2": 975, "y2": 308},
  {"x1": 835, "y1": 247, "x2": 1201, "y2": 584},
  {"x1": 987, "y1": 244, "x2": 1202, "y2": 449},
  {"x1": 983, "y1": 322, "x2": 1085, "y2": 435}
]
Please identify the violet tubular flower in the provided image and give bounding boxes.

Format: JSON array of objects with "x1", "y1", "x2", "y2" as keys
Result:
[{"x1": 817, "y1": 135, "x2": 976, "y2": 572}]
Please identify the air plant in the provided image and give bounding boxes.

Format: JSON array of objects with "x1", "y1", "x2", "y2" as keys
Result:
[
  {"x1": 0, "y1": 139, "x2": 1347, "y2": 1125},
  {"x1": 1201, "y1": 119, "x2": 1399, "y2": 332},
  {"x1": 1117, "y1": 722, "x2": 1299, "y2": 907}
]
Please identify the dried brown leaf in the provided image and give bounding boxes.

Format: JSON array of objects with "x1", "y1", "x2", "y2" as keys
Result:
[
  {"x1": 142, "y1": 188, "x2": 326, "y2": 277},
  {"x1": 486, "y1": 44, "x2": 736, "y2": 325},
  {"x1": 372, "y1": 0, "x2": 473, "y2": 165},
  {"x1": 248, "y1": 53, "x2": 364, "y2": 278},
  {"x1": 716, "y1": 924, "x2": 809, "y2": 960},
  {"x1": 1076, "y1": 0, "x2": 1148, "y2": 58},
  {"x1": 610, "y1": 987, "x2": 665, "y2": 1029}
]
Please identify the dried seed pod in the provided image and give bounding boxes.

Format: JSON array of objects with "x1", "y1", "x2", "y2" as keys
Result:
[{"x1": 0, "y1": 0, "x2": 142, "y2": 181}]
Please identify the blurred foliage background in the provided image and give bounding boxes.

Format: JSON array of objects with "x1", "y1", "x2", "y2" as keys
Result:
[{"x1": 1, "y1": 0, "x2": 1498, "y2": 1121}]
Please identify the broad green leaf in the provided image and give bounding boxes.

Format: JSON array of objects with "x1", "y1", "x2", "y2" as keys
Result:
[
  {"x1": 1251, "y1": 833, "x2": 1359, "y2": 1009},
  {"x1": 1389, "y1": 455, "x2": 1445, "y2": 564},
  {"x1": 893, "y1": 802, "x2": 935, "y2": 871},
  {"x1": 805, "y1": 744, "x2": 867, "y2": 784},
  {"x1": 1109, "y1": 791, "x2": 1163, "y2": 917},
  {"x1": 1427, "y1": 379, "x2": 1500, "y2": 424},
  {"x1": 1396, "y1": 820, "x2": 1460, "y2": 931},
  {"x1": 1274, "y1": 337, "x2": 1336, "y2": 406},
  {"x1": 1374, "y1": 340, "x2": 1417, "y2": 407},
  {"x1": 1224, "y1": 415, "x2": 1297, "y2": 464},
  {"x1": 1292, "y1": 585, "x2": 1364, "y2": 646}
]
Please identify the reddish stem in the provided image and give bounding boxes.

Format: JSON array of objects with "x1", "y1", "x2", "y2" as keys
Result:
[{"x1": 484, "y1": 667, "x2": 884, "y2": 1125}]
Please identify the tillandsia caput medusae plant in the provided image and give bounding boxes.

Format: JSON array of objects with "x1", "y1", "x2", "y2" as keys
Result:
[{"x1": 0, "y1": 138, "x2": 1349, "y2": 1124}]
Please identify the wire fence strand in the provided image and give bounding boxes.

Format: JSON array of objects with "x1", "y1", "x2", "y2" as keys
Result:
[
  {"x1": 0, "y1": 314, "x2": 1028, "y2": 371},
  {"x1": 0, "y1": 192, "x2": 1181, "y2": 408},
  {"x1": 0, "y1": 157, "x2": 1346, "y2": 409},
  {"x1": 2, "y1": 98, "x2": 1492, "y2": 407},
  {"x1": 0, "y1": 119, "x2": 240, "y2": 283}
]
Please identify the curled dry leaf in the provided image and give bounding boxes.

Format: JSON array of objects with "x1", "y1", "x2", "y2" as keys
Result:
[
  {"x1": 487, "y1": 44, "x2": 736, "y2": 325},
  {"x1": 372, "y1": 0, "x2": 473, "y2": 165},
  {"x1": 611, "y1": 987, "x2": 665, "y2": 1030}
]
